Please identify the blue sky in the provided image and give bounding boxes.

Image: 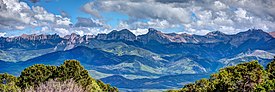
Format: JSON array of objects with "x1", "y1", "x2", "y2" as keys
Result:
[
  {"x1": 0, "y1": 0, "x2": 275, "y2": 37},
  {"x1": 24, "y1": 0, "x2": 91, "y2": 23},
  {"x1": 27, "y1": 0, "x2": 131, "y2": 28}
]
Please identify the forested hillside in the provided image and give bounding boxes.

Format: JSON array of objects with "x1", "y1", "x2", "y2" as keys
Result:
[
  {"x1": 168, "y1": 57, "x2": 275, "y2": 92},
  {"x1": 0, "y1": 60, "x2": 118, "y2": 92}
]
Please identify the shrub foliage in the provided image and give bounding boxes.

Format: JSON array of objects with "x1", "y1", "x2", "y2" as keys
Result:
[{"x1": 0, "y1": 60, "x2": 118, "y2": 92}]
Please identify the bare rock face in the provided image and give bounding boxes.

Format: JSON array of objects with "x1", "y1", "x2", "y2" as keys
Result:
[
  {"x1": 1, "y1": 34, "x2": 62, "y2": 50},
  {"x1": 60, "y1": 33, "x2": 85, "y2": 50},
  {"x1": 0, "y1": 28, "x2": 275, "y2": 90},
  {"x1": 0, "y1": 28, "x2": 273, "y2": 50},
  {"x1": 206, "y1": 31, "x2": 226, "y2": 37},
  {"x1": 269, "y1": 31, "x2": 275, "y2": 38},
  {"x1": 230, "y1": 29, "x2": 273, "y2": 46},
  {"x1": 6, "y1": 34, "x2": 60, "y2": 42},
  {"x1": 64, "y1": 33, "x2": 84, "y2": 44},
  {"x1": 137, "y1": 28, "x2": 171, "y2": 44}
]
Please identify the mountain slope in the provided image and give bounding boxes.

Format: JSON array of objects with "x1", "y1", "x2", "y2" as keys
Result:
[
  {"x1": 0, "y1": 28, "x2": 275, "y2": 90},
  {"x1": 269, "y1": 31, "x2": 275, "y2": 38}
]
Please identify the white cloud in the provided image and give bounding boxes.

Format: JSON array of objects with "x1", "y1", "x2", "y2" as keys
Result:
[
  {"x1": 132, "y1": 19, "x2": 178, "y2": 29},
  {"x1": 117, "y1": 21, "x2": 130, "y2": 29},
  {"x1": 82, "y1": 0, "x2": 275, "y2": 35},
  {"x1": 1, "y1": 0, "x2": 275, "y2": 36},
  {"x1": 213, "y1": 17, "x2": 233, "y2": 26},
  {"x1": 0, "y1": 32, "x2": 6, "y2": 37},
  {"x1": 83, "y1": 0, "x2": 191, "y2": 24},
  {"x1": 217, "y1": 26, "x2": 239, "y2": 34},
  {"x1": 82, "y1": 2, "x2": 101, "y2": 18},
  {"x1": 0, "y1": 0, "x2": 33, "y2": 29},
  {"x1": 75, "y1": 30, "x2": 84, "y2": 36},
  {"x1": 130, "y1": 28, "x2": 148, "y2": 35},
  {"x1": 55, "y1": 15, "x2": 72, "y2": 26},
  {"x1": 33, "y1": 6, "x2": 55, "y2": 22},
  {"x1": 40, "y1": 26, "x2": 50, "y2": 32},
  {"x1": 54, "y1": 28, "x2": 69, "y2": 36},
  {"x1": 0, "y1": 0, "x2": 72, "y2": 32},
  {"x1": 15, "y1": 26, "x2": 25, "y2": 30},
  {"x1": 74, "y1": 17, "x2": 108, "y2": 28},
  {"x1": 235, "y1": 8, "x2": 252, "y2": 20},
  {"x1": 213, "y1": 1, "x2": 228, "y2": 10},
  {"x1": 185, "y1": 28, "x2": 211, "y2": 35},
  {"x1": 75, "y1": 27, "x2": 110, "y2": 35}
]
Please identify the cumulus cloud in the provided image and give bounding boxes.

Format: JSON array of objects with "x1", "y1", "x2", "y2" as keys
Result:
[
  {"x1": 33, "y1": 25, "x2": 111, "y2": 37},
  {"x1": 0, "y1": 0, "x2": 33, "y2": 30},
  {"x1": 83, "y1": 0, "x2": 191, "y2": 24},
  {"x1": 0, "y1": 0, "x2": 72, "y2": 31},
  {"x1": 0, "y1": 0, "x2": 110, "y2": 36},
  {"x1": 223, "y1": 0, "x2": 275, "y2": 21},
  {"x1": 118, "y1": 19, "x2": 179, "y2": 31},
  {"x1": 74, "y1": 17, "x2": 106, "y2": 28},
  {"x1": 33, "y1": 6, "x2": 55, "y2": 22},
  {"x1": 82, "y1": 0, "x2": 275, "y2": 35},
  {"x1": 0, "y1": 32, "x2": 6, "y2": 37},
  {"x1": 54, "y1": 28, "x2": 69, "y2": 36},
  {"x1": 129, "y1": 28, "x2": 148, "y2": 35},
  {"x1": 1, "y1": 0, "x2": 275, "y2": 36},
  {"x1": 55, "y1": 15, "x2": 72, "y2": 26},
  {"x1": 82, "y1": 2, "x2": 101, "y2": 18},
  {"x1": 154, "y1": 0, "x2": 189, "y2": 4},
  {"x1": 213, "y1": 1, "x2": 228, "y2": 10}
]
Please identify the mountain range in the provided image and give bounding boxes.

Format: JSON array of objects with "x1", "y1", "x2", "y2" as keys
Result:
[{"x1": 0, "y1": 28, "x2": 275, "y2": 90}]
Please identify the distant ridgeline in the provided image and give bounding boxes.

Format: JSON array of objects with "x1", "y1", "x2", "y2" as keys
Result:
[
  {"x1": 168, "y1": 57, "x2": 275, "y2": 92},
  {"x1": 0, "y1": 28, "x2": 275, "y2": 90},
  {"x1": 2, "y1": 59, "x2": 275, "y2": 92},
  {"x1": 0, "y1": 60, "x2": 118, "y2": 92}
]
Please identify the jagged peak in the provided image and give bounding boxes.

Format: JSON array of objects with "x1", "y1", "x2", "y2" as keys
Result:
[
  {"x1": 109, "y1": 30, "x2": 118, "y2": 33},
  {"x1": 64, "y1": 33, "x2": 81, "y2": 39},
  {"x1": 148, "y1": 28, "x2": 160, "y2": 33},
  {"x1": 143, "y1": 28, "x2": 164, "y2": 36},
  {"x1": 179, "y1": 33, "x2": 193, "y2": 36},
  {"x1": 237, "y1": 28, "x2": 265, "y2": 35},
  {"x1": 120, "y1": 29, "x2": 131, "y2": 33},
  {"x1": 14, "y1": 33, "x2": 60, "y2": 40},
  {"x1": 2, "y1": 28, "x2": 272, "y2": 42},
  {"x1": 109, "y1": 29, "x2": 134, "y2": 35},
  {"x1": 95, "y1": 29, "x2": 136, "y2": 41},
  {"x1": 206, "y1": 31, "x2": 226, "y2": 36},
  {"x1": 237, "y1": 28, "x2": 270, "y2": 36},
  {"x1": 247, "y1": 28, "x2": 264, "y2": 32}
]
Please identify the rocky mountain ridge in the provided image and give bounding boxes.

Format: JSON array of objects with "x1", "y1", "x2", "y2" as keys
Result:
[
  {"x1": 1, "y1": 28, "x2": 272, "y2": 47},
  {"x1": 0, "y1": 28, "x2": 274, "y2": 90}
]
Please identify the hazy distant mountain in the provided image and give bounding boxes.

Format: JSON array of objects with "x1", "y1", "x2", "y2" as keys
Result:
[{"x1": 0, "y1": 28, "x2": 274, "y2": 90}]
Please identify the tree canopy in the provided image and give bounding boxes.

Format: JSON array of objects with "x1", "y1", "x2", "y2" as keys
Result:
[
  {"x1": 0, "y1": 60, "x2": 118, "y2": 92},
  {"x1": 169, "y1": 58, "x2": 275, "y2": 92}
]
